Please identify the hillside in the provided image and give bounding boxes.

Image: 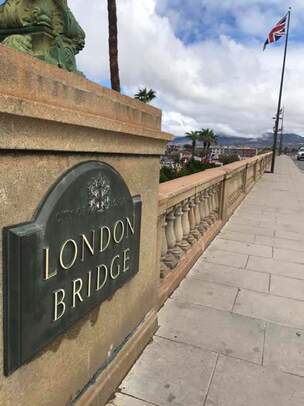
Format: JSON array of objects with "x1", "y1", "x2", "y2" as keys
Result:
[{"x1": 170, "y1": 133, "x2": 304, "y2": 148}]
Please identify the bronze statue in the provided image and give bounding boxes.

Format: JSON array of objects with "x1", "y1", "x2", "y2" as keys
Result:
[{"x1": 0, "y1": 0, "x2": 85, "y2": 74}]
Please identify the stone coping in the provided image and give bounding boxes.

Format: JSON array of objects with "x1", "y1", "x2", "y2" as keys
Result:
[
  {"x1": 0, "y1": 45, "x2": 171, "y2": 145},
  {"x1": 159, "y1": 153, "x2": 272, "y2": 212}
]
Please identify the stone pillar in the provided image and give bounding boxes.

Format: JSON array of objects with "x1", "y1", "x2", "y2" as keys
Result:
[{"x1": 0, "y1": 44, "x2": 171, "y2": 406}]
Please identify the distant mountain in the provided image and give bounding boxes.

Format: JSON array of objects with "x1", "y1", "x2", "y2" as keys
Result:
[{"x1": 170, "y1": 133, "x2": 304, "y2": 148}]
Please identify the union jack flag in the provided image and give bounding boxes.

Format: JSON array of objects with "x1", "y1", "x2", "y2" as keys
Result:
[{"x1": 263, "y1": 15, "x2": 287, "y2": 50}]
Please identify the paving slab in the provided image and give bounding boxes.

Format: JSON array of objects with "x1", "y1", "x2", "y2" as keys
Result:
[
  {"x1": 218, "y1": 230, "x2": 256, "y2": 243},
  {"x1": 107, "y1": 393, "x2": 153, "y2": 406},
  {"x1": 206, "y1": 355, "x2": 304, "y2": 406},
  {"x1": 230, "y1": 214, "x2": 273, "y2": 225},
  {"x1": 247, "y1": 256, "x2": 304, "y2": 280},
  {"x1": 264, "y1": 323, "x2": 304, "y2": 377},
  {"x1": 189, "y1": 262, "x2": 269, "y2": 293},
  {"x1": 201, "y1": 248, "x2": 248, "y2": 268},
  {"x1": 222, "y1": 223, "x2": 275, "y2": 237},
  {"x1": 270, "y1": 274, "x2": 304, "y2": 301},
  {"x1": 211, "y1": 239, "x2": 273, "y2": 258},
  {"x1": 157, "y1": 299, "x2": 265, "y2": 364},
  {"x1": 234, "y1": 289, "x2": 304, "y2": 329},
  {"x1": 277, "y1": 208, "x2": 304, "y2": 215},
  {"x1": 171, "y1": 278, "x2": 238, "y2": 311},
  {"x1": 273, "y1": 222, "x2": 304, "y2": 234},
  {"x1": 276, "y1": 230, "x2": 304, "y2": 241},
  {"x1": 120, "y1": 336, "x2": 217, "y2": 406},
  {"x1": 235, "y1": 208, "x2": 264, "y2": 216},
  {"x1": 228, "y1": 217, "x2": 261, "y2": 227},
  {"x1": 274, "y1": 247, "x2": 304, "y2": 264},
  {"x1": 256, "y1": 235, "x2": 304, "y2": 252}
]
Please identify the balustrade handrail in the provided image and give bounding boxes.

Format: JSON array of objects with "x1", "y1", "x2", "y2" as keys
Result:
[
  {"x1": 159, "y1": 152, "x2": 272, "y2": 207},
  {"x1": 157, "y1": 152, "x2": 272, "y2": 305}
]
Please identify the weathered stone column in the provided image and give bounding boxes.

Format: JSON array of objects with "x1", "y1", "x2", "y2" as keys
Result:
[
  {"x1": 166, "y1": 209, "x2": 183, "y2": 262},
  {"x1": 209, "y1": 186, "x2": 217, "y2": 222},
  {"x1": 189, "y1": 197, "x2": 201, "y2": 240},
  {"x1": 198, "y1": 192, "x2": 207, "y2": 234},
  {"x1": 206, "y1": 189, "x2": 214, "y2": 225},
  {"x1": 160, "y1": 215, "x2": 170, "y2": 277},
  {"x1": 194, "y1": 194, "x2": 203, "y2": 235},
  {"x1": 175, "y1": 204, "x2": 189, "y2": 252},
  {"x1": 214, "y1": 184, "x2": 220, "y2": 218},
  {"x1": 162, "y1": 214, "x2": 179, "y2": 270},
  {"x1": 201, "y1": 189, "x2": 211, "y2": 230},
  {"x1": 182, "y1": 199, "x2": 194, "y2": 246}
]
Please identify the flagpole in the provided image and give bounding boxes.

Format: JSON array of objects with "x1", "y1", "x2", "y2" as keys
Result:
[
  {"x1": 278, "y1": 107, "x2": 285, "y2": 155},
  {"x1": 271, "y1": 8, "x2": 291, "y2": 173}
]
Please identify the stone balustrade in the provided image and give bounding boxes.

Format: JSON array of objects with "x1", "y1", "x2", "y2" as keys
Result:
[{"x1": 158, "y1": 152, "x2": 272, "y2": 306}]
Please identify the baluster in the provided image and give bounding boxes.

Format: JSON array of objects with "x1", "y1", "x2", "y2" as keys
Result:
[
  {"x1": 173, "y1": 204, "x2": 187, "y2": 256},
  {"x1": 195, "y1": 194, "x2": 203, "y2": 235},
  {"x1": 189, "y1": 197, "x2": 200, "y2": 240},
  {"x1": 210, "y1": 186, "x2": 217, "y2": 222},
  {"x1": 212, "y1": 184, "x2": 219, "y2": 221},
  {"x1": 176, "y1": 202, "x2": 191, "y2": 251},
  {"x1": 206, "y1": 188, "x2": 214, "y2": 225},
  {"x1": 167, "y1": 208, "x2": 184, "y2": 259},
  {"x1": 235, "y1": 176, "x2": 239, "y2": 201},
  {"x1": 160, "y1": 215, "x2": 169, "y2": 277},
  {"x1": 182, "y1": 199, "x2": 195, "y2": 246},
  {"x1": 215, "y1": 184, "x2": 221, "y2": 217},
  {"x1": 235, "y1": 175, "x2": 239, "y2": 199},
  {"x1": 234, "y1": 177, "x2": 238, "y2": 201},
  {"x1": 198, "y1": 191, "x2": 207, "y2": 233},
  {"x1": 242, "y1": 170, "x2": 246, "y2": 191},
  {"x1": 201, "y1": 189, "x2": 211, "y2": 228},
  {"x1": 163, "y1": 210, "x2": 178, "y2": 269}
]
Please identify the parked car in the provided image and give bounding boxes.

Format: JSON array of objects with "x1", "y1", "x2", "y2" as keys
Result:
[{"x1": 297, "y1": 147, "x2": 304, "y2": 160}]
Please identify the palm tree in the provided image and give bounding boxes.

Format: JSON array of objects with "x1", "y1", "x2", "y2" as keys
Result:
[
  {"x1": 199, "y1": 129, "x2": 217, "y2": 158},
  {"x1": 134, "y1": 88, "x2": 156, "y2": 103},
  {"x1": 107, "y1": 0, "x2": 121, "y2": 92},
  {"x1": 185, "y1": 131, "x2": 200, "y2": 160}
]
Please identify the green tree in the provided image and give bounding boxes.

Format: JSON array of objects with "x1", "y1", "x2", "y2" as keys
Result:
[
  {"x1": 199, "y1": 128, "x2": 217, "y2": 158},
  {"x1": 185, "y1": 131, "x2": 200, "y2": 160},
  {"x1": 107, "y1": 0, "x2": 121, "y2": 92},
  {"x1": 218, "y1": 153, "x2": 240, "y2": 165},
  {"x1": 134, "y1": 88, "x2": 156, "y2": 103}
]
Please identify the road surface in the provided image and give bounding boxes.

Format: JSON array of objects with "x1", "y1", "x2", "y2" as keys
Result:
[{"x1": 290, "y1": 154, "x2": 304, "y2": 171}]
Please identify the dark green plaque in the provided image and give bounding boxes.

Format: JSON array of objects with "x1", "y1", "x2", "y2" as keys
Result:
[{"x1": 3, "y1": 161, "x2": 142, "y2": 376}]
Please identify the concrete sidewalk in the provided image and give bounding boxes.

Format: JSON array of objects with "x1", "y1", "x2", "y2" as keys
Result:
[{"x1": 108, "y1": 156, "x2": 304, "y2": 406}]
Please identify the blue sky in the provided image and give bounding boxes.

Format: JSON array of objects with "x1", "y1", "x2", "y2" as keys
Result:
[
  {"x1": 1, "y1": 0, "x2": 304, "y2": 137},
  {"x1": 157, "y1": 1, "x2": 303, "y2": 45},
  {"x1": 70, "y1": 0, "x2": 304, "y2": 137}
]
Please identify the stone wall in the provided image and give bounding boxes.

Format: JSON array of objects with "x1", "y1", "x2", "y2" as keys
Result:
[{"x1": 0, "y1": 44, "x2": 170, "y2": 406}]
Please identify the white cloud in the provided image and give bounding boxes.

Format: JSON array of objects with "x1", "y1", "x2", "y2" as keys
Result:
[{"x1": 70, "y1": 0, "x2": 304, "y2": 137}]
